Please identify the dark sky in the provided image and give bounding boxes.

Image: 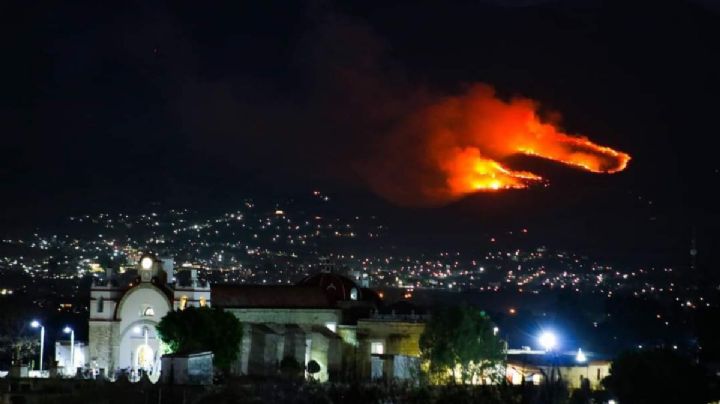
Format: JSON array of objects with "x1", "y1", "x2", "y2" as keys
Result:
[{"x1": 2, "y1": 1, "x2": 720, "y2": 268}]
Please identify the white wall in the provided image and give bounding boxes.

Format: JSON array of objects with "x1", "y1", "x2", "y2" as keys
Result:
[
  {"x1": 115, "y1": 285, "x2": 172, "y2": 371},
  {"x1": 54, "y1": 342, "x2": 88, "y2": 375}
]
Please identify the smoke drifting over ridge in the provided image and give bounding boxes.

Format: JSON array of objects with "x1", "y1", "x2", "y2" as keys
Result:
[
  {"x1": 162, "y1": 7, "x2": 631, "y2": 208},
  {"x1": 362, "y1": 84, "x2": 630, "y2": 206}
]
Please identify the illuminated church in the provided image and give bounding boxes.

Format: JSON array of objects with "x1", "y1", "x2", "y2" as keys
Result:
[
  {"x1": 89, "y1": 255, "x2": 426, "y2": 382},
  {"x1": 88, "y1": 255, "x2": 210, "y2": 378}
]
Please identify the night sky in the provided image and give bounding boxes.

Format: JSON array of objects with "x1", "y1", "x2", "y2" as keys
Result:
[{"x1": 3, "y1": 1, "x2": 720, "y2": 269}]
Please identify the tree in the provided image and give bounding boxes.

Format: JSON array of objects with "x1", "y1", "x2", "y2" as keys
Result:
[
  {"x1": 0, "y1": 299, "x2": 40, "y2": 366},
  {"x1": 156, "y1": 307, "x2": 243, "y2": 371},
  {"x1": 419, "y1": 305, "x2": 505, "y2": 384},
  {"x1": 280, "y1": 356, "x2": 304, "y2": 379},
  {"x1": 696, "y1": 308, "x2": 720, "y2": 365},
  {"x1": 603, "y1": 349, "x2": 717, "y2": 404}
]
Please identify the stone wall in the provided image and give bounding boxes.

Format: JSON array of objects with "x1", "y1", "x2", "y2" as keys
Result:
[
  {"x1": 355, "y1": 320, "x2": 425, "y2": 380},
  {"x1": 357, "y1": 320, "x2": 425, "y2": 356},
  {"x1": 88, "y1": 321, "x2": 119, "y2": 373}
]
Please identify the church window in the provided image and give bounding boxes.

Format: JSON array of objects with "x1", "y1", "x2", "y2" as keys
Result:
[
  {"x1": 97, "y1": 297, "x2": 104, "y2": 313},
  {"x1": 142, "y1": 306, "x2": 155, "y2": 317}
]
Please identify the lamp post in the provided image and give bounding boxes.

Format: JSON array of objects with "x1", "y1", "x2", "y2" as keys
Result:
[
  {"x1": 538, "y1": 331, "x2": 557, "y2": 382},
  {"x1": 63, "y1": 327, "x2": 75, "y2": 375},
  {"x1": 538, "y1": 331, "x2": 559, "y2": 402},
  {"x1": 576, "y1": 348, "x2": 589, "y2": 387},
  {"x1": 539, "y1": 331, "x2": 557, "y2": 352},
  {"x1": 30, "y1": 320, "x2": 44, "y2": 376}
]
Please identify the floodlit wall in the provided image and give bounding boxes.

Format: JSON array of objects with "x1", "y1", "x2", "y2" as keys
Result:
[
  {"x1": 226, "y1": 308, "x2": 341, "y2": 325},
  {"x1": 356, "y1": 319, "x2": 425, "y2": 380},
  {"x1": 557, "y1": 362, "x2": 611, "y2": 390},
  {"x1": 88, "y1": 321, "x2": 119, "y2": 373}
]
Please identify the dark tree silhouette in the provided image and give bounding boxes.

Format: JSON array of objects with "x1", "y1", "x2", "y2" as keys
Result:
[
  {"x1": 603, "y1": 349, "x2": 717, "y2": 404},
  {"x1": 156, "y1": 307, "x2": 242, "y2": 370}
]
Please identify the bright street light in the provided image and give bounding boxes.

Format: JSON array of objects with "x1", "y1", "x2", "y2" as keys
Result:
[
  {"x1": 538, "y1": 331, "x2": 558, "y2": 351},
  {"x1": 63, "y1": 326, "x2": 75, "y2": 375},
  {"x1": 30, "y1": 320, "x2": 45, "y2": 375},
  {"x1": 576, "y1": 348, "x2": 587, "y2": 363}
]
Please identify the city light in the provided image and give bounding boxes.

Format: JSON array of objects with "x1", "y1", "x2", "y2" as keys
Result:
[
  {"x1": 30, "y1": 320, "x2": 45, "y2": 374},
  {"x1": 63, "y1": 326, "x2": 75, "y2": 375},
  {"x1": 576, "y1": 348, "x2": 587, "y2": 363},
  {"x1": 538, "y1": 331, "x2": 558, "y2": 351}
]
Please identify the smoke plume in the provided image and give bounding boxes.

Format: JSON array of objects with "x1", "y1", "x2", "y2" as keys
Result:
[{"x1": 364, "y1": 84, "x2": 630, "y2": 206}]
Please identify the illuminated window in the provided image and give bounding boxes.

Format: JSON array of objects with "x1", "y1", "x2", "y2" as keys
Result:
[
  {"x1": 325, "y1": 322, "x2": 337, "y2": 332},
  {"x1": 532, "y1": 374, "x2": 541, "y2": 385},
  {"x1": 350, "y1": 288, "x2": 358, "y2": 301},
  {"x1": 142, "y1": 306, "x2": 155, "y2": 317},
  {"x1": 199, "y1": 297, "x2": 206, "y2": 307},
  {"x1": 179, "y1": 296, "x2": 188, "y2": 310},
  {"x1": 97, "y1": 297, "x2": 104, "y2": 313},
  {"x1": 371, "y1": 342, "x2": 384, "y2": 355}
]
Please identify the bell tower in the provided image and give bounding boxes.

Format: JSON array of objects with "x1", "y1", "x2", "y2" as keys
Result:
[{"x1": 138, "y1": 255, "x2": 158, "y2": 282}]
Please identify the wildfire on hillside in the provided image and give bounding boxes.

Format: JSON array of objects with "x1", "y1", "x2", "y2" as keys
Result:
[{"x1": 366, "y1": 84, "x2": 630, "y2": 205}]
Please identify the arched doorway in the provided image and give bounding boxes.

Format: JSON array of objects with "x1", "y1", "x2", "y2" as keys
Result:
[
  {"x1": 132, "y1": 325, "x2": 156, "y2": 373},
  {"x1": 136, "y1": 343, "x2": 154, "y2": 370}
]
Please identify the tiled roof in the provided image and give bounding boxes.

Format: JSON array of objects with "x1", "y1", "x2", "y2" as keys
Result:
[{"x1": 211, "y1": 284, "x2": 334, "y2": 309}]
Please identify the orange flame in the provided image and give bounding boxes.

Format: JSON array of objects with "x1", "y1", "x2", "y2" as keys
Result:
[{"x1": 366, "y1": 84, "x2": 631, "y2": 205}]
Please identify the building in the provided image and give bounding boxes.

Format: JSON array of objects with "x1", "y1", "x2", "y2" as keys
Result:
[
  {"x1": 505, "y1": 349, "x2": 611, "y2": 390},
  {"x1": 88, "y1": 255, "x2": 210, "y2": 378},
  {"x1": 212, "y1": 272, "x2": 427, "y2": 382},
  {"x1": 87, "y1": 255, "x2": 429, "y2": 382},
  {"x1": 160, "y1": 351, "x2": 214, "y2": 385},
  {"x1": 356, "y1": 303, "x2": 426, "y2": 381},
  {"x1": 54, "y1": 340, "x2": 88, "y2": 376}
]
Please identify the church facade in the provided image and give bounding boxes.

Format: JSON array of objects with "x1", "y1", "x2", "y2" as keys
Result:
[
  {"x1": 88, "y1": 255, "x2": 210, "y2": 377},
  {"x1": 88, "y1": 256, "x2": 426, "y2": 382}
]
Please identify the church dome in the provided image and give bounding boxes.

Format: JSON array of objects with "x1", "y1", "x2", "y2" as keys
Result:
[{"x1": 297, "y1": 272, "x2": 361, "y2": 302}]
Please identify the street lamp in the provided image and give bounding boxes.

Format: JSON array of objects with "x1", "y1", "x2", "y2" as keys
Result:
[
  {"x1": 576, "y1": 348, "x2": 589, "y2": 385},
  {"x1": 575, "y1": 348, "x2": 587, "y2": 363},
  {"x1": 538, "y1": 331, "x2": 557, "y2": 352},
  {"x1": 63, "y1": 326, "x2": 75, "y2": 375},
  {"x1": 538, "y1": 330, "x2": 559, "y2": 400},
  {"x1": 30, "y1": 320, "x2": 45, "y2": 375}
]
